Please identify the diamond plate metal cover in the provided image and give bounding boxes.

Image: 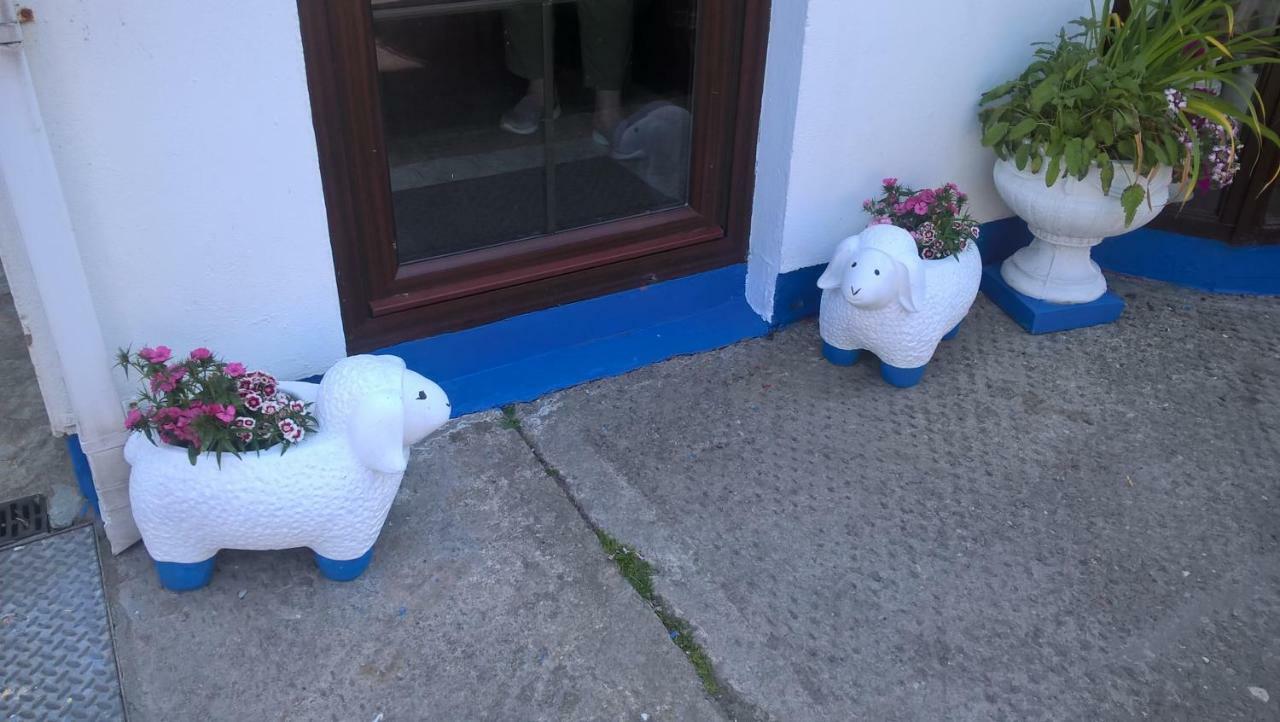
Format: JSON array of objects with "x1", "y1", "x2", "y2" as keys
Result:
[{"x1": 0, "y1": 526, "x2": 125, "y2": 721}]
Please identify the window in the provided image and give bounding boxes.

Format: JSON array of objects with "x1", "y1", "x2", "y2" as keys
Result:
[{"x1": 298, "y1": 0, "x2": 770, "y2": 351}]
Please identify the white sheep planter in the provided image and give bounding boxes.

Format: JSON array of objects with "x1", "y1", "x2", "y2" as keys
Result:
[
  {"x1": 817, "y1": 224, "x2": 982, "y2": 387},
  {"x1": 124, "y1": 355, "x2": 451, "y2": 591}
]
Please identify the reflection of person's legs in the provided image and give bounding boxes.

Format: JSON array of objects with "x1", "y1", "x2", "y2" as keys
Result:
[
  {"x1": 578, "y1": 0, "x2": 634, "y2": 137},
  {"x1": 501, "y1": 5, "x2": 552, "y2": 134}
]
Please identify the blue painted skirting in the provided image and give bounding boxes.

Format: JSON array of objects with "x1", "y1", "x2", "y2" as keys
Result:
[
  {"x1": 1094, "y1": 227, "x2": 1280, "y2": 295},
  {"x1": 980, "y1": 265, "x2": 1126, "y2": 334},
  {"x1": 378, "y1": 264, "x2": 771, "y2": 416},
  {"x1": 771, "y1": 218, "x2": 1280, "y2": 326},
  {"x1": 65, "y1": 435, "x2": 98, "y2": 517}
]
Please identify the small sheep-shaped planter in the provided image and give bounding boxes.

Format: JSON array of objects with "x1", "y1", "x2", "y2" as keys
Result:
[
  {"x1": 817, "y1": 224, "x2": 982, "y2": 388},
  {"x1": 125, "y1": 355, "x2": 451, "y2": 591}
]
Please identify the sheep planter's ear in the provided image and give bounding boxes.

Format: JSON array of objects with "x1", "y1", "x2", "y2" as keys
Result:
[
  {"x1": 894, "y1": 255, "x2": 926, "y2": 313},
  {"x1": 817, "y1": 234, "x2": 862, "y2": 290},
  {"x1": 349, "y1": 391, "x2": 407, "y2": 474}
]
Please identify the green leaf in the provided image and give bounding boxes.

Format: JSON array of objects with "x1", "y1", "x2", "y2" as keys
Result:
[
  {"x1": 1029, "y1": 150, "x2": 1044, "y2": 174},
  {"x1": 1064, "y1": 137, "x2": 1084, "y2": 177},
  {"x1": 1045, "y1": 155, "x2": 1062, "y2": 186},
  {"x1": 1092, "y1": 117, "x2": 1116, "y2": 145},
  {"x1": 1029, "y1": 74, "x2": 1061, "y2": 113},
  {"x1": 979, "y1": 80, "x2": 1018, "y2": 105},
  {"x1": 1120, "y1": 183, "x2": 1145, "y2": 226},
  {"x1": 1008, "y1": 117, "x2": 1038, "y2": 141},
  {"x1": 1099, "y1": 157, "x2": 1115, "y2": 195},
  {"x1": 1015, "y1": 142, "x2": 1031, "y2": 170},
  {"x1": 982, "y1": 122, "x2": 1010, "y2": 147}
]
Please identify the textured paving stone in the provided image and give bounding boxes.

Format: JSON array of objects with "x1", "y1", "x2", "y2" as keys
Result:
[
  {"x1": 519, "y1": 275, "x2": 1280, "y2": 721},
  {"x1": 0, "y1": 526, "x2": 125, "y2": 721},
  {"x1": 100, "y1": 413, "x2": 723, "y2": 722}
]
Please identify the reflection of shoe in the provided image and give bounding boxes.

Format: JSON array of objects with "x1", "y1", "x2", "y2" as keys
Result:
[
  {"x1": 500, "y1": 96, "x2": 560, "y2": 135},
  {"x1": 593, "y1": 127, "x2": 645, "y2": 161},
  {"x1": 375, "y1": 42, "x2": 424, "y2": 72}
]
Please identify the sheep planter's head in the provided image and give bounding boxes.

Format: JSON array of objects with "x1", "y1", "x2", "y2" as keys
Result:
[
  {"x1": 817, "y1": 225, "x2": 925, "y2": 312},
  {"x1": 316, "y1": 355, "x2": 451, "y2": 475}
]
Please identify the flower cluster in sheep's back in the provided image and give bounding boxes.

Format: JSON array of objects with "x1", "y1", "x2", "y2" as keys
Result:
[
  {"x1": 862, "y1": 179, "x2": 980, "y2": 260},
  {"x1": 117, "y1": 346, "x2": 318, "y2": 465}
]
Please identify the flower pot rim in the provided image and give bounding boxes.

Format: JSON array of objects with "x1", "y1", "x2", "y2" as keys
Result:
[
  {"x1": 128, "y1": 430, "x2": 320, "y2": 462},
  {"x1": 995, "y1": 157, "x2": 1172, "y2": 187}
]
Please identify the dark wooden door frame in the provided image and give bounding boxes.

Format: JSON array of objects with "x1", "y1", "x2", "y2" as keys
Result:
[{"x1": 298, "y1": 0, "x2": 772, "y2": 352}]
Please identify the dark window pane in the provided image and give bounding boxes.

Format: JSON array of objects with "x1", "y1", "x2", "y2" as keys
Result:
[
  {"x1": 373, "y1": 2, "x2": 547, "y2": 264},
  {"x1": 549, "y1": 0, "x2": 693, "y2": 231},
  {"x1": 371, "y1": 0, "x2": 695, "y2": 264}
]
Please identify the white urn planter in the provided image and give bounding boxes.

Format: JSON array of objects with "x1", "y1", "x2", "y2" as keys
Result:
[
  {"x1": 817, "y1": 224, "x2": 982, "y2": 388},
  {"x1": 993, "y1": 158, "x2": 1172, "y2": 303},
  {"x1": 124, "y1": 355, "x2": 451, "y2": 591}
]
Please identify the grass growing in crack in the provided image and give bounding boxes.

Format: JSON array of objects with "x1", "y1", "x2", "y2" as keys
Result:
[
  {"x1": 499, "y1": 405, "x2": 522, "y2": 430},
  {"x1": 595, "y1": 530, "x2": 720, "y2": 696}
]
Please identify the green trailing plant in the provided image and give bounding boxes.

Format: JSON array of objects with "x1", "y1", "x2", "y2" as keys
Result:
[{"x1": 979, "y1": 0, "x2": 1280, "y2": 225}]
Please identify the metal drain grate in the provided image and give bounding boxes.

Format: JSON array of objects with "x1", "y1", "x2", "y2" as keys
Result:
[{"x1": 1, "y1": 494, "x2": 49, "y2": 544}]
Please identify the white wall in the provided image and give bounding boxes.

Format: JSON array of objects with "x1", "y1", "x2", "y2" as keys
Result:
[
  {"x1": 21, "y1": 0, "x2": 346, "y2": 394},
  {"x1": 747, "y1": 0, "x2": 1091, "y2": 316}
]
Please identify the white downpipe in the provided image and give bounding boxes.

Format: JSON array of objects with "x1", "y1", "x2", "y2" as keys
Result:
[{"x1": 0, "y1": 6, "x2": 139, "y2": 552}]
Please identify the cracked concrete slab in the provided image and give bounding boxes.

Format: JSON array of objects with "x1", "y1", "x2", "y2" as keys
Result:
[
  {"x1": 518, "y1": 275, "x2": 1280, "y2": 721},
  {"x1": 100, "y1": 412, "x2": 723, "y2": 722}
]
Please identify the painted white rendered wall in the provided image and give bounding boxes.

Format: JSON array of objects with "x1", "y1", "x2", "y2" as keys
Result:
[
  {"x1": 19, "y1": 1, "x2": 346, "y2": 395},
  {"x1": 747, "y1": 0, "x2": 1092, "y2": 317}
]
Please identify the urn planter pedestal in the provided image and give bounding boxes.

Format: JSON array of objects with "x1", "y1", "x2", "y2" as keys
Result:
[
  {"x1": 986, "y1": 159, "x2": 1172, "y2": 332},
  {"x1": 993, "y1": 159, "x2": 1172, "y2": 303}
]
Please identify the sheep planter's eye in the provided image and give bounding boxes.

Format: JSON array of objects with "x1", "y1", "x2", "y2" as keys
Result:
[
  {"x1": 417, "y1": 390, "x2": 427, "y2": 400},
  {"x1": 851, "y1": 262, "x2": 857, "y2": 267},
  {"x1": 874, "y1": 269, "x2": 880, "y2": 276}
]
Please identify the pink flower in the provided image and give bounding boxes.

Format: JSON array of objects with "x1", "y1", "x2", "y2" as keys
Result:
[
  {"x1": 207, "y1": 403, "x2": 237, "y2": 424},
  {"x1": 234, "y1": 416, "x2": 256, "y2": 430},
  {"x1": 242, "y1": 392, "x2": 263, "y2": 411},
  {"x1": 869, "y1": 216, "x2": 891, "y2": 226},
  {"x1": 882, "y1": 177, "x2": 898, "y2": 187},
  {"x1": 124, "y1": 408, "x2": 146, "y2": 430},
  {"x1": 189, "y1": 347, "x2": 212, "y2": 361},
  {"x1": 138, "y1": 346, "x2": 172, "y2": 364},
  {"x1": 261, "y1": 400, "x2": 280, "y2": 416},
  {"x1": 289, "y1": 400, "x2": 305, "y2": 413},
  {"x1": 225, "y1": 362, "x2": 246, "y2": 378}
]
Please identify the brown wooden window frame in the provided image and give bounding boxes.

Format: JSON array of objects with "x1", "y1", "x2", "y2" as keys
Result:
[{"x1": 298, "y1": 0, "x2": 772, "y2": 352}]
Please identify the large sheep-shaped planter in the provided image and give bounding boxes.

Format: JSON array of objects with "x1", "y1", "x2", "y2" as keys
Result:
[
  {"x1": 817, "y1": 224, "x2": 982, "y2": 388},
  {"x1": 124, "y1": 355, "x2": 451, "y2": 591}
]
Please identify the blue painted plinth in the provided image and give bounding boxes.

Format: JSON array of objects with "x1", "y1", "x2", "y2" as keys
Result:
[
  {"x1": 822, "y1": 342, "x2": 861, "y2": 367},
  {"x1": 155, "y1": 557, "x2": 216, "y2": 592},
  {"x1": 314, "y1": 548, "x2": 374, "y2": 582},
  {"x1": 880, "y1": 363, "x2": 927, "y2": 388},
  {"x1": 981, "y1": 265, "x2": 1125, "y2": 335}
]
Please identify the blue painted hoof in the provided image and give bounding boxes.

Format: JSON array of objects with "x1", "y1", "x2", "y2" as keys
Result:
[
  {"x1": 155, "y1": 557, "x2": 216, "y2": 592},
  {"x1": 822, "y1": 342, "x2": 861, "y2": 367},
  {"x1": 942, "y1": 322, "x2": 962, "y2": 341},
  {"x1": 315, "y1": 548, "x2": 374, "y2": 582},
  {"x1": 880, "y1": 363, "x2": 926, "y2": 388}
]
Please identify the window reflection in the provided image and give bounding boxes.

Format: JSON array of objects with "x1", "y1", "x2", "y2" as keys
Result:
[{"x1": 371, "y1": 0, "x2": 695, "y2": 264}]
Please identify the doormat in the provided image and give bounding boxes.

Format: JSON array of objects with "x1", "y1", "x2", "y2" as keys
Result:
[
  {"x1": 0, "y1": 525, "x2": 125, "y2": 721},
  {"x1": 392, "y1": 155, "x2": 679, "y2": 262}
]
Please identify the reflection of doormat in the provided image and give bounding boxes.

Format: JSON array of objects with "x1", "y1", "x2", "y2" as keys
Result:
[
  {"x1": 0, "y1": 525, "x2": 125, "y2": 721},
  {"x1": 392, "y1": 155, "x2": 679, "y2": 263}
]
